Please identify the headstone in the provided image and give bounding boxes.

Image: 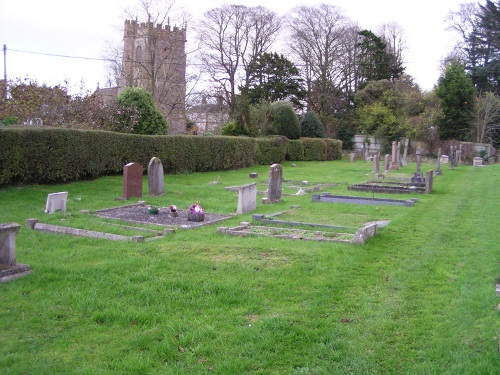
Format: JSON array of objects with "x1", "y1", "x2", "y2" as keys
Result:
[
  {"x1": 364, "y1": 142, "x2": 370, "y2": 161},
  {"x1": 435, "y1": 148, "x2": 443, "y2": 175},
  {"x1": 147, "y1": 157, "x2": 164, "y2": 196},
  {"x1": 373, "y1": 153, "x2": 380, "y2": 173},
  {"x1": 263, "y1": 164, "x2": 282, "y2": 204},
  {"x1": 45, "y1": 192, "x2": 68, "y2": 214},
  {"x1": 226, "y1": 183, "x2": 257, "y2": 214},
  {"x1": 425, "y1": 170, "x2": 433, "y2": 194},
  {"x1": 440, "y1": 155, "x2": 449, "y2": 164},
  {"x1": 473, "y1": 157, "x2": 483, "y2": 166},
  {"x1": 384, "y1": 154, "x2": 390, "y2": 172},
  {"x1": 411, "y1": 147, "x2": 425, "y2": 185},
  {"x1": 449, "y1": 146, "x2": 455, "y2": 169},
  {"x1": 123, "y1": 162, "x2": 143, "y2": 199},
  {"x1": 0, "y1": 223, "x2": 31, "y2": 282},
  {"x1": 396, "y1": 141, "x2": 402, "y2": 167},
  {"x1": 401, "y1": 139, "x2": 409, "y2": 166},
  {"x1": 349, "y1": 152, "x2": 356, "y2": 162},
  {"x1": 389, "y1": 141, "x2": 398, "y2": 169}
]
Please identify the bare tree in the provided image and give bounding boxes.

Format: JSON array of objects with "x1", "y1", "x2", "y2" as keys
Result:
[
  {"x1": 444, "y1": 2, "x2": 479, "y2": 69},
  {"x1": 377, "y1": 22, "x2": 407, "y2": 80},
  {"x1": 286, "y1": 4, "x2": 352, "y2": 114},
  {"x1": 472, "y1": 92, "x2": 500, "y2": 144},
  {"x1": 196, "y1": 5, "x2": 281, "y2": 115}
]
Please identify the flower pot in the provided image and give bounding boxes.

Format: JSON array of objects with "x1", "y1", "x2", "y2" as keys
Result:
[{"x1": 148, "y1": 208, "x2": 159, "y2": 215}]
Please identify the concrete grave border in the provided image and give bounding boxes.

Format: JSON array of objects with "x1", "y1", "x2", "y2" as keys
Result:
[
  {"x1": 26, "y1": 219, "x2": 171, "y2": 242},
  {"x1": 312, "y1": 193, "x2": 417, "y2": 207},
  {"x1": 217, "y1": 222, "x2": 378, "y2": 244}
]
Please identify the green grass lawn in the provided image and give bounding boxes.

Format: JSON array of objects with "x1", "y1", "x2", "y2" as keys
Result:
[{"x1": 1, "y1": 159, "x2": 499, "y2": 374}]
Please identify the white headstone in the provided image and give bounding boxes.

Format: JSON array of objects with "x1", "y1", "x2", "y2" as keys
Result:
[{"x1": 45, "y1": 192, "x2": 68, "y2": 214}]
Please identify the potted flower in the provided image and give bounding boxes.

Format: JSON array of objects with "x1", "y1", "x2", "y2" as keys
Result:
[
  {"x1": 187, "y1": 203, "x2": 205, "y2": 222},
  {"x1": 148, "y1": 205, "x2": 159, "y2": 214},
  {"x1": 169, "y1": 204, "x2": 178, "y2": 217}
]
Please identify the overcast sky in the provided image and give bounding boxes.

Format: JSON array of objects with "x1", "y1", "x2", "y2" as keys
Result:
[{"x1": 0, "y1": 0, "x2": 467, "y2": 94}]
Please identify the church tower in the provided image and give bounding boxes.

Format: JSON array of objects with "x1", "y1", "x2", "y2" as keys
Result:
[{"x1": 120, "y1": 20, "x2": 187, "y2": 134}]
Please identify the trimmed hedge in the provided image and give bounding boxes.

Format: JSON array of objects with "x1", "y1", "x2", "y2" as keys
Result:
[
  {"x1": 255, "y1": 136, "x2": 288, "y2": 165},
  {"x1": 286, "y1": 139, "x2": 305, "y2": 161},
  {"x1": 0, "y1": 129, "x2": 256, "y2": 186},
  {"x1": 0, "y1": 129, "x2": 342, "y2": 186},
  {"x1": 302, "y1": 138, "x2": 327, "y2": 161},
  {"x1": 325, "y1": 139, "x2": 343, "y2": 160}
]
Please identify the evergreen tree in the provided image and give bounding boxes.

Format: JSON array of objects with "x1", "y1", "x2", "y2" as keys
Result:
[
  {"x1": 356, "y1": 30, "x2": 403, "y2": 89},
  {"x1": 241, "y1": 52, "x2": 307, "y2": 109},
  {"x1": 436, "y1": 61, "x2": 476, "y2": 140},
  {"x1": 300, "y1": 111, "x2": 324, "y2": 138},
  {"x1": 270, "y1": 101, "x2": 301, "y2": 139},
  {"x1": 466, "y1": 0, "x2": 500, "y2": 94},
  {"x1": 116, "y1": 87, "x2": 168, "y2": 135}
]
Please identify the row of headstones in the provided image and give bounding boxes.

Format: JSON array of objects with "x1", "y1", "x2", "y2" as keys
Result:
[
  {"x1": 369, "y1": 145, "x2": 425, "y2": 177},
  {"x1": 351, "y1": 140, "x2": 410, "y2": 168},
  {"x1": 124, "y1": 157, "x2": 285, "y2": 205}
]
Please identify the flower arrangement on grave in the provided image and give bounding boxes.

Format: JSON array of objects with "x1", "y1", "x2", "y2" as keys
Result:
[
  {"x1": 169, "y1": 204, "x2": 178, "y2": 217},
  {"x1": 187, "y1": 203, "x2": 205, "y2": 222},
  {"x1": 148, "y1": 205, "x2": 159, "y2": 214}
]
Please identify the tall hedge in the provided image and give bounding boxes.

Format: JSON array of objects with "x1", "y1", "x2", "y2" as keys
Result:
[
  {"x1": 255, "y1": 136, "x2": 288, "y2": 165},
  {"x1": 301, "y1": 138, "x2": 327, "y2": 161},
  {"x1": 0, "y1": 129, "x2": 342, "y2": 186},
  {"x1": 0, "y1": 129, "x2": 256, "y2": 186},
  {"x1": 325, "y1": 139, "x2": 343, "y2": 160},
  {"x1": 286, "y1": 139, "x2": 305, "y2": 161}
]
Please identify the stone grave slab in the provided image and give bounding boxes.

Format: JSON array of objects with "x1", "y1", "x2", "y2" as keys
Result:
[
  {"x1": 0, "y1": 223, "x2": 32, "y2": 282},
  {"x1": 226, "y1": 183, "x2": 257, "y2": 214},
  {"x1": 45, "y1": 191, "x2": 68, "y2": 214}
]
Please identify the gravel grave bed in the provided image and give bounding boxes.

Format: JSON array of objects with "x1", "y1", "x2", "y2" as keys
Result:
[{"x1": 96, "y1": 204, "x2": 232, "y2": 229}]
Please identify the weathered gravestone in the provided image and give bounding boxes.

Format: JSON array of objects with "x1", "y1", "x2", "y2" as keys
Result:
[
  {"x1": 123, "y1": 162, "x2": 143, "y2": 199},
  {"x1": 389, "y1": 141, "x2": 398, "y2": 170},
  {"x1": 263, "y1": 164, "x2": 282, "y2": 204},
  {"x1": 411, "y1": 147, "x2": 425, "y2": 185},
  {"x1": 384, "y1": 154, "x2": 390, "y2": 172},
  {"x1": 396, "y1": 141, "x2": 402, "y2": 167},
  {"x1": 473, "y1": 157, "x2": 483, "y2": 166},
  {"x1": 349, "y1": 152, "x2": 356, "y2": 162},
  {"x1": 425, "y1": 170, "x2": 434, "y2": 194},
  {"x1": 435, "y1": 148, "x2": 443, "y2": 175},
  {"x1": 45, "y1": 192, "x2": 68, "y2": 214},
  {"x1": 373, "y1": 153, "x2": 380, "y2": 174},
  {"x1": 225, "y1": 183, "x2": 257, "y2": 214},
  {"x1": 401, "y1": 139, "x2": 409, "y2": 166},
  {"x1": 0, "y1": 223, "x2": 32, "y2": 282},
  {"x1": 148, "y1": 157, "x2": 164, "y2": 196}
]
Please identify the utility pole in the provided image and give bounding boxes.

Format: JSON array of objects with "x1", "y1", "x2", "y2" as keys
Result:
[{"x1": 3, "y1": 44, "x2": 7, "y2": 100}]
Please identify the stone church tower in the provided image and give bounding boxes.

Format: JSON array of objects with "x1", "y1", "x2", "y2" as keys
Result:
[{"x1": 120, "y1": 20, "x2": 187, "y2": 134}]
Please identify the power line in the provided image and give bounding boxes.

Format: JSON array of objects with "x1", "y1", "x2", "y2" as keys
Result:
[{"x1": 8, "y1": 48, "x2": 113, "y2": 62}]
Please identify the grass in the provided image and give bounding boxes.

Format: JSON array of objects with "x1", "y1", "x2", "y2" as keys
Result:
[{"x1": 1, "y1": 159, "x2": 499, "y2": 374}]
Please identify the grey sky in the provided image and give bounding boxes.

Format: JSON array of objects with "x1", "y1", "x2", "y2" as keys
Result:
[{"x1": 0, "y1": 0, "x2": 465, "y2": 93}]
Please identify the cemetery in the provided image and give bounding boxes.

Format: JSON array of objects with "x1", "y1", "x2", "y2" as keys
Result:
[{"x1": 0, "y1": 154, "x2": 499, "y2": 374}]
